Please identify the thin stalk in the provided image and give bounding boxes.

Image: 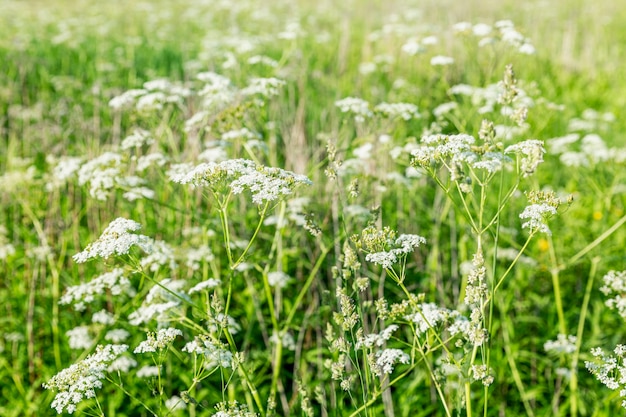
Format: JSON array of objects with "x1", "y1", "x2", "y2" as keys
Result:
[
  {"x1": 569, "y1": 257, "x2": 600, "y2": 417},
  {"x1": 284, "y1": 243, "x2": 331, "y2": 328},
  {"x1": 560, "y1": 212, "x2": 626, "y2": 271},
  {"x1": 231, "y1": 201, "x2": 270, "y2": 270},
  {"x1": 547, "y1": 235, "x2": 567, "y2": 336}
]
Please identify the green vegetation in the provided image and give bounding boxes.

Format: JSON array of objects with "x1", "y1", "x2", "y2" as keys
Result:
[{"x1": 1, "y1": 0, "x2": 625, "y2": 416}]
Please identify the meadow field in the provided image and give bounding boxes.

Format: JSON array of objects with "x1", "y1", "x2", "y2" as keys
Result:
[{"x1": 1, "y1": 0, "x2": 626, "y2": 415}]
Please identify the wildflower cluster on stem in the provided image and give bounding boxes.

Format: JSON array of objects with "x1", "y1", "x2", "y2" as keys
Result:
[
  {"x1": 183, "y1": 335, "x2": 233, "y2": 369},
  {"x1": 134, "y1": 328, "x2": 182, "y2": 354},
  {"x1": 519, "y1": 190, "x2": 566, "y2": 235},
  {"x1": 600, "y1": 270, "x2": 626, "y2": 319},
  {"x1": 44, "y1": 344, "x2": 129, "y2": 414},
  {"x1": 73, "y1": 218, "x2": 152, "y2": 263},
  {"x1": 169, "y1": 159, "x2": 312, "y2": 205},
  {"x1": 586, "y1": 345, "x2": 626, "y2": 408},
  {"x1": 353, "y1": 226, "x2": 426, "y2": 270}
]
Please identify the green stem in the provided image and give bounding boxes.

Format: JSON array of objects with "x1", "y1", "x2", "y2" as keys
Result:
[
  {"x1": 284, "y1": 243, "x2": 331, "y2": 328},
  {"x1": 231, "y1": 201, "x2": 270, "y2": 270},
  {"x1": 569, "y1": 257, "x2": 600, "y2": 417},
  {"x1": 547, "y1": 235, "x2": 567, "y2": 336}
]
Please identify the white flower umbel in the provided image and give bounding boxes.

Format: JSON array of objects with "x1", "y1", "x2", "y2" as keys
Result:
[
  {"x1": 188, "y1": 278, "x2": 221, "y2": 294},
  {"x1": 60, "y1": 268, "x2": 136, "y2": 311},
  {"x1": 66, "y1": 326, "x2": 93, "y2": 350},
  {"x1": 356, "y1": 324, "x2": 399, "y2": 349},
  {"x1": 77, "y1": 152, "x2": 123, "y2": 201},
  {"x1": 364, "y1": 233, "x2": 427, "y2": 269},
  {"x1": 213, "y1": 401, "x2": 259, "y2": 417},
  {"x1": 544, "y1": 334, "x2": 577, "y2": 355},
  {"x1": 430, "y1": 55, "x2": 455, "y2": 66},
  {"x1": 267, "y1": 271, "x2": 291, "y2": 288},
  {"x1": 505, "y1": 139, "x2": 545, "y2": 177},
  {"x1": 335, "y1": 97, "x2": 373, "y2": 122},
  {"x1": 519, "y1": 203, "x2": 556, "y2": 235},
  {"x1": 586, "y1": 345, "x2": 626, "y2": 408},
  {"x1": 241, "y1": 77, "x2": 286, "y2": 97},
  {"x1": 73, "y1": 218, "x2": 153, "y2": 263},
  {"x1": 44, "y1": 344, "x2": 129, "y2": 414},
  {"x1": 170, "y1": 159, "x2": 312, "y2": 205},
  {"x1": 134, "y1": 328, "x2": 182, "y2": 354},
  {"x1": 137, "y1": 365, "x2": 159, "y2": 378},
  {"x1": 120, "y1": 128, "x2": 154, "y2": 150},
  {"x1": 182, "y1": 336, "x2": 233, "y2": 369},
  {"x1": 600, "y1": 270, "x2": 626, "y2": 320},
  {"x1": 374, "y1": 102, "x2": 420, "y2": 120},
  {"x1": 373, "y1": 348, "x2": 410, "y2": 375},
  {"x1": 405, "y1": 303, "x2": 451, "y2": 335}
]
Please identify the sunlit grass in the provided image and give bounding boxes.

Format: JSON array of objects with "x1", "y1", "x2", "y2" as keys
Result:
[{"x1": 1, "y1": 0, "x2": 625, "y2": 416}]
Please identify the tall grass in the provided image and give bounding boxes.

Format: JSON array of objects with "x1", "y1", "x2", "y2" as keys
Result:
[{"x1": 1, "y1": 0, "x2": 625, "y2": 416}]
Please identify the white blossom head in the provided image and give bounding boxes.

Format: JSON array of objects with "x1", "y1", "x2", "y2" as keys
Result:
[{"x1": 73, "y1": 218, "x2": 153, "y2": 263}]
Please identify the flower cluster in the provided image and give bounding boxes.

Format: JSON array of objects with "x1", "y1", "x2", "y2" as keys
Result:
[
  {"x1": 44, "y1": 344, "x2": 129, "y2": 414},
  {"x1": 73, "y1": 218, "x2": 153, "y2": 263},
  {"x1": 355, "y1": 226, "x2": 426, "y2": 270},
  {"x1": 134, "y1": 328, "x2": 182, "y2": 354},
  {"x1": 405, "y1": 303, "x2": 452, "y2": 335},
  {"x1": 519, "y1": 190, "x2": 564, "y2": 235},
  {"x1": 170, "y1": 159, "x2": 312, "y2": 205},
  {"x1": 504, "y1": 139, "x2": 545, "y2": 176},
  {"x1": 374, "y1": 102, "x2": 420, "y2": 120},
  {"x1": 600, "y1": 270, "x2": 626, "y2": 319},
  {"x1": 335, "y1": 97, "x2": 373, "y2": 122},
  {"x1": 356, "y1": 325, "x2": 399, "y2": 349},
  {"x1": 59, "y1": 268, "x2": 136, "y2": 311},
  {"x1": 213, "y1": 401, "x2": 259, "y2": 417},
  {"x1": 182, "y1": 335, "x2": 233, "y2": 368},
  {"x1": 372, "y1": 348, "x2": 410, "y2": 376},
  {"x1": 544, "y1": 334, "x2": 577, "y2": 355},
  {"x1": 586, "y1": 345, "x2": 626, "y2": 408}
]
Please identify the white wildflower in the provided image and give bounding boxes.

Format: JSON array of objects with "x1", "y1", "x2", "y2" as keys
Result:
[
  {"x1": 134, "y1": 328, "x2": 182, "y2": 354},
  {"x1": 77, "y1": 152, "x2": 123, "y2": 201},
  {"x1": 66, "y1": 326, "x2": 93, "y2": 350},
  {"x1": 335, "y1": 97, "x2": 373, "y2": 122},
  {"x1": 136, "y1": 365, "x2": 160, "y2": 378},
  {"x1": 356, "y1": 325, "x2": 399, "y2": 349},
  {"x1": 128, "y1": 301, "x2": 180, "y2": 326},
  {"x1": 92, "y1": 310, "x2": 115, "y2": 325},
  {"x1": 105, "y1": 329, "x2": 130, "y2": 343},
  {"x1": 405, "y1": 303, "x2": 450, "y2": 335},
  {"x1": 120, "y1": 129, "x2": 154, "y2": 150},
  {"x1": 430, "y1": 55, "x2": 454, "y2": 66},
  {"x1": 136, "y1": 153, "x2": 167, "y2": 172},
  {"x1": 170, "y1": 159, "x2": 311, "y2": 205},
  {"x1": 241, "y1": 77, "x2": 286, "y2": 97},
  {"x1": 267, "y1": 271, "x2": 291, "y2": 288},
  {"x1": 373, "y1": 349, "x2": 410, "y2": 375},
  {"x1": 44, "y1": 344, "x2": 128, "y2": 414},
  {"x1": 185, "y1": 246, "x2": 215, "y2": 270},
  {"x1": 46, "y1": 157, "x2": 83, "y2": 190},
  {"x1": 182, "y1": 336, "x2": 233, "y2": 369},
  {"x1": 505, "y1": 139, "x2": 545, "y2": 176},
  {"x1": 107, "y1": 355, "x2": 136, "y2": 373},
  {"x1": 544, "y1": 334, "x2": 577, "y2": 355},
  {"x1": 208, "y1": 313, "x2": 241, "y2": 335},
  {"x1": 188, "y1": 278, "x2": 221, "y2": 294},
  {"x1": 600, "y1": 270, "x2": 626, "y2": 319},
  {"x1": 374, "y1": 102, "x2": 420, "y2": 120},
  {"x1": 73, "y1": 218, "x2": 152, "y2": 263},
  {"x1": 166, "y1": 396, "x2": 187, "y2": 411},
  {"x1": 519, "y1": 203, "x2": 557, "y2": 235},
  {"x1": 60, "y1": 268, "x2": 135, "y2": 311}
]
